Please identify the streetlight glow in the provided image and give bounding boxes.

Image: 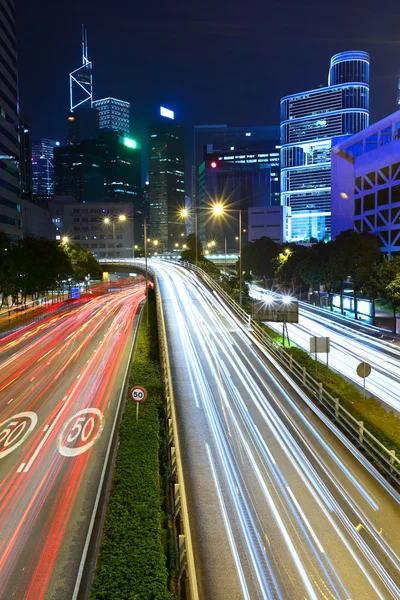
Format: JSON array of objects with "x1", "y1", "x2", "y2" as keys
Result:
[
  {"x1": 283, "y1": 295, "x2": 292, "y2": 304},
  {"x1": 118, "y1": 214, "x2": 127, "y2": 222},
  {"x1": 180, "y1": 208, "x2": 189, "y2": 218},
  {"x1": 213, "y1": 204, "x2": 224, "y2": 216},
  {"x1": 61, "y1": 236, "x2": 69, "y2": 244},
  {"x1": 103, "y1": 217, "x2": 111, "y2": 225}
]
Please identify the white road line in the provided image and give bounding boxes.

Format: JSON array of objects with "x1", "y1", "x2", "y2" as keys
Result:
[
  {"x1": 286, "y1": 486, "x2": 325, "y2": 553},
  {"x1": 43, "y1": 424, "x2": 49, "y2": 432},
  {"x1": 17, "y1": 463, "x2": 26, "y2": 473},
  {"x1": 7, "y1": 398, "x2": 14, "y2": 404}
]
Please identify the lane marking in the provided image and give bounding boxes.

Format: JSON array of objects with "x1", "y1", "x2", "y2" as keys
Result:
[
  {"x1": 286, "y1": 486, "x2": 324, "y2": 553},
  {"x1": 43, "y1": 424, "x2": 49, "y2": 432},
  {"x1": 7, "y1": 398, "x2": 14, "y2": 404},
  {"x1": 17, "y1": 463, "x2": 26, "y2": 472}
]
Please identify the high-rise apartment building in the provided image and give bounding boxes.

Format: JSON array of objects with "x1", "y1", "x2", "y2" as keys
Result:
[
  {"x1": 0, "y1": 0, "x2": 21, "y2": 238},
  {"x1": 93, "y1": 98, "x2": 130, "y2": 136},
  {"x1": 149, "y1": 109, "x2": 185, "y2": 249},
  {"x1": 32, "y1": 139, "x2": 60, "y2": 196},
  {"x1": 280, "y1": 51, "x2": 370, "y2": 242}
]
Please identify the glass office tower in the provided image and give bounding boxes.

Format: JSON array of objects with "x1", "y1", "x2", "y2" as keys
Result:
[{"x1": 280, "y1": 51, "x2": 369, "y2": 241}]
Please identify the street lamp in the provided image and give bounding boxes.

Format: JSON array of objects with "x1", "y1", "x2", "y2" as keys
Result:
[
  {"x1": 213, "y1": 204, "x2": 244, "y2": 306},
  {"x1": 103, "y1": 214, "x2": 127, "y2": 256},
  {"x1": 61, "y1": 236, "x2": 69, "y2": 244}
]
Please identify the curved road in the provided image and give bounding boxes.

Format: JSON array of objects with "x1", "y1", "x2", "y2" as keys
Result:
[
  {"x1": 150, "y1": 260, "x2": 400, "y2": 600},
  {"x1": 0, "y1": 284, "x2": 144, "y2": 599}
]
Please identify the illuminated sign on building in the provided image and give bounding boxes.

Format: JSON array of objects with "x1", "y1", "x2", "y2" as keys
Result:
[
  {"x1": 122, "y1": 137, "x2": 141, "y2": 149},
  {"x1": 160, "y1": 106, "x2": 175, "y2": 120}
]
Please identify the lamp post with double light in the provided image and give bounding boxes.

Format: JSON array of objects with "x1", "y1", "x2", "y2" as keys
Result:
[{"x1": 103, "y1": 214, "x2": 127, "y2": 257}]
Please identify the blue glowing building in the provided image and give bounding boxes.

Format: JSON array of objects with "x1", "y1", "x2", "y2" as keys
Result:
[
  {"x1": 331, "y1": 111, "x2": 400, "y2": 257},
  {"x1": 280, "y1": 51, "x2": 370, "y2": 242}
]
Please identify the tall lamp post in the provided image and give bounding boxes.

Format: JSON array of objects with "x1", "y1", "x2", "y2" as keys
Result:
[
  {"x1": 180, "y1": 208, "x2": 198, "y2": 266},
  {"x1": 213, "y1": 204, "x2": 243, "y2": 306}
]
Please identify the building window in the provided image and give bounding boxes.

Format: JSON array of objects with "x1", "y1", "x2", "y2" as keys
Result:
[
  {"x1": 364, "y1": 193, "x2": 375, "y2": 211},
  {"x1": 377, "y1": 188, "x2": 389, "y2": 206}
]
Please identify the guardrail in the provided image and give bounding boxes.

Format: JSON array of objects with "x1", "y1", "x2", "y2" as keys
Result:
[
  {"x1": 144, "y1": 264, "x2": 199, "y2": 600},
  {"x1": 178, "y1": 261, "x2": 400, "y2": 490}
]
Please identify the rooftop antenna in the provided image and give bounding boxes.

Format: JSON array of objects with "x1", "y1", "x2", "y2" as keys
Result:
[
  {"x1": 82, "y1": 24, "x2": 89, "y2": 65},
  {"x1": 70, "y1": 26, "x2": 93, "y2": 112}
]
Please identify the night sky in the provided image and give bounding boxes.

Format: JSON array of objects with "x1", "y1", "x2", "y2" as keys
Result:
[{"x1": 17, "y1": 0, "x2": 400, "y2": 168}]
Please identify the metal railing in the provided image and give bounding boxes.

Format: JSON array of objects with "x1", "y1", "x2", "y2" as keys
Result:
[
  {"x1": 149, "y1": 265, "x2": 199, "y2": 600},
  {"x1": 179, "y1": 261, "x2": 400, "y2": 489}
]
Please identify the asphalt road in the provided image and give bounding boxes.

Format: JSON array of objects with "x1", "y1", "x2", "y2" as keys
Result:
[
  {"x1": 0, "y1": 284, "x2": 144, "y2": 600},
  {"x1": 151, "y1": 261, "x2": 400, "y2": 600},
  {"x1": 250, "y1": 285, "x2": 400, "y2": 412}
]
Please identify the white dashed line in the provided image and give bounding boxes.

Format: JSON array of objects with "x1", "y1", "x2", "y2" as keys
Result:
[
  {"x1": 17, "y1": 463, "x2": 26, "y2": 473},
  {"x1": 43, "y1": 424, "x2": 49, "y2": 432}
]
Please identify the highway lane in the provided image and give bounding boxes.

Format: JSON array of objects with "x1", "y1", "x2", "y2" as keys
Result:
[
  {"x1": 0, "y1": 284, "x2": 145, "y2": 600},
  {"x1": 250, "y1": 285, "x2": 400, "y2": 412},
  {"x1": 151, "y1": 260, "x2": 400, "y2": 600}
]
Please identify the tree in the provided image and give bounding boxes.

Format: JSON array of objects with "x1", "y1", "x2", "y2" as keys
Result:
[
  {"x1": 64, "y1": 243, "x2": 102, "y2": 281},
  {"x1": 241, "y1": 236, "x2": 280, "y2": 281},
  {"x1": 273, "y1": 244, "x2": 310, "y2": 296},
  {"x1": 179, "y1": 233, "x2": 204, "y2": 264},
  {"x1": 299, "y1": 242, "x2": 333, "y2": 306},
  {"x1": 376, "y1": 256, "x2": 400, "y2": 333},
  {"x1": 330, "y1": 230, "x2": 381, "y2": 319}
]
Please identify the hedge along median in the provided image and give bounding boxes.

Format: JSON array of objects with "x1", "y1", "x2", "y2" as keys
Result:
[
  {"x1": 90, "y1": 288, "x2": 177, "y2": 600},
  {"x1": 261, "y1": 322, "x2": 400, "y2": 458}
]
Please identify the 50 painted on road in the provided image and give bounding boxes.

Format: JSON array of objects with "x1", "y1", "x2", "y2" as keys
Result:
[
  {"x1": 0, "y1": 408, "x2": 105, "y2": 461},
  {"x1": 58, "y1": 408, "x2": 105, "y2": 457}
]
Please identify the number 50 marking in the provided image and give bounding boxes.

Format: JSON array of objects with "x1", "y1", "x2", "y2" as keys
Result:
[{"x1": 58, "y1": 408, "x2": 104, "y2": 457}]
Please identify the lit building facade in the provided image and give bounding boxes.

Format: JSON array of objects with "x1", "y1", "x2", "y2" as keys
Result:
[
  {"x1": 0, "y1": 0, "x2": 21, "y2": 238},
  {"x1": 149, "y1": 112, "x2": 185, "y2": 249},
  {"x1": 198, "y1": 153, "x2": 274, "y2": 251},
  {"x1": 194, "y1": 125, "x2": 281, "y2": 206},
  {"x1": 281, "y1": 51, "x2": 370, "y2": 242},
  {"x1": 32, "y1": 139, "x2": 60, "y2": 196},
  {"x1": 331, "y1": 111, "x2": 400, "y2": 257},
  {"x1": 61, "y1": 202, "x2": 134, "y2": 258},
  {"x1": 93, "y1": 98, "x2": 130, "y2": 136}
]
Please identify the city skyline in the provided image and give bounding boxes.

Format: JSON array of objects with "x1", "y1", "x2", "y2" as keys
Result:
[{"x1": 17, "y1": 0, "x2": 400, "y2": 145}]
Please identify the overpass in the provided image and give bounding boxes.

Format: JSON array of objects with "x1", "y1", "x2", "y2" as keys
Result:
[{"x1": 138, "y1": 253, "x2": 239, "y2": 267}]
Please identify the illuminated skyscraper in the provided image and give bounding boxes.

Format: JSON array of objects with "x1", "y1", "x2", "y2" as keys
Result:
[
  {"x1": 69, "y1": 26, "x2": 93, "y2": 112},
  {"x1": 0, "y1": 0, "x2": 21, "y2": 238},
  {"x1": 281, "y1": 51, "x2": 370, "y2": 242},
  {"x1": 149, "y1": 108, "x2": 185, "y2": 249},
  {"x1": 32, "y1": 139, "x2": 60, "y2": 196},
  {"x1": 93, "y1": 98, "x2": 130, "y2": 136}
]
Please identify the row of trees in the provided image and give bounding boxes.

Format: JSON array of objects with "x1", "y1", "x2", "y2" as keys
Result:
[
  {"x1": 242, "y1": 230, "x2": 400, "y2": 331},
  {"x1": 0, "y1": 234, "x2": 101, "y2": 307}
]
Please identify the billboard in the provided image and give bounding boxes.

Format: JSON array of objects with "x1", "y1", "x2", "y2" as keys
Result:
[
  {"x1": 160, "y1": 106, "x2": 174, "y2": 120},
  {"x1": 252, "y1": 299, "x2": 299, "y2": 323}
]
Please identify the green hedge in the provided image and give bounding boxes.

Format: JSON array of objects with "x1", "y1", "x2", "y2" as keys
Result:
[
  {"x1": 90, "y1": 291, "x2": 176, "y2": 600},
  {"x1": 260, "y1": 324, "x2": 400, "y2": 455}
]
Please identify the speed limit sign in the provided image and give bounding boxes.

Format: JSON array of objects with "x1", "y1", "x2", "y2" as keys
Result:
[{"x1": 130, "y1": 386, "x2": 147, "y2": 403}]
